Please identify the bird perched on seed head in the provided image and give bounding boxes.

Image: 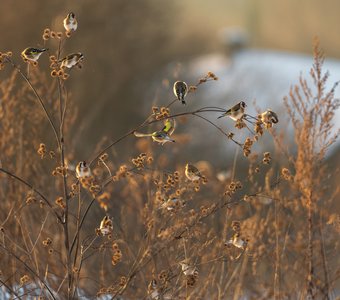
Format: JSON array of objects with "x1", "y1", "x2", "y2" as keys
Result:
[
  {"x1": 179, "y1": 261, "x2": 197, "y2": 276},
  {"x1": 75, "y1": 161, "x2": 91, "y2": 179},
  {"x1": 260, "y1": 109, "x2": 278, "y2": 125},
  {"x1": 218, "y1": 101, "x2": 247, "y2": 121},
  {"x1": 225, "y1": 233, "x2": 247, "y2": 250},
  {"x1": 63, "y1": 12, "x2": 78, "y2": 33},
  {"x1": 60, "y1": 52, "x2": 84, "y2": 69},
  {"x1": 134, "y1": 131, "x2": 175, "y2": 145},
  {"x1": 185, "y1": 163, "x2": 203, "y2": 181},
  {"x1": 173, "y1": 81, "x2": 188, "y2": 105},
  {"x1": 21, "y1": 47, "x2": 48, "y2": 62},
  {"x1": 160, "y1": 197, "x2": 184, "y2": 211},
  {"x1": 99, "y1": 215, "x2": 113, "y2": 236}
]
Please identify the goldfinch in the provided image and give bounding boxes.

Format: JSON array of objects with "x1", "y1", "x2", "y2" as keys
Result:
[
  {"x1": 60, "y1": 53, "x2": 84, "y2": 69},
  {"x1": 148, "y1": 279, "x2": 160, "y2": 300},
  {"x1": 63, "y1": 12, "x2": 78, "y2": 33},
  {"x1": 75, "y1": 161, "x2": 91, "y2": 178},
  {"x1": 260, "y1": 109, "x2": 278, "y2": 125},
  {"x1": 99, "y1": 215, "x2": 113, "y2": 236},
  {"x1": 173, "y1": 81, "x2": 188, "y2": 105},
  {"x1": 160, "y1": 197, "x2": 183, "y2": 211},
  {"x1": 134, "y1": 131, "x2": 175, "y2": 145},
  {"x1": 179, "y1": 262, "x2": 197, "y2": 276},
  {"x1": 225, "y1": 233, "x2": 247, "y2": 250},
  {"x1": 185, "y1": 163, "x2": 203, "y2": 181},
  {"x1": 21, "y1": 47, "x2": 48, "y2": 62},
  {"x1": 218, "y1": 101, "x2": 247, "y2": 121}
]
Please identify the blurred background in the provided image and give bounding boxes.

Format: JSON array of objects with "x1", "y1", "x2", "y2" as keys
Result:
[
  {"x1": 1, "y1": 0, "x2": 340, "y2": 163},
  {"x1": 1, "y1": 1, "x2": 340, "y2": 297}
]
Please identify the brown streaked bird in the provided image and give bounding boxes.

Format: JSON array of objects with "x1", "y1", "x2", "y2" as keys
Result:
[
  {"x1": 21, "y1": 47, "x2": 48, "y2": 62},
  {"x1": 185, "y1": 163, "x2": 203, "y2": 181},
  {"x1": 173, "y1": 81, "x2": 188, "y2": 105},
  {"x1": 60, "y1": 52, "x2": 84, "y2": 69},
  {"x1": 218, "y1": 101, "x2": 247, "y2": 121},
  {"x1": 75, "y1": 161, "x2": 91, "y2": 179},
  {"x1": 63, "y1": 12, "x2": 78, "y2": 33}
]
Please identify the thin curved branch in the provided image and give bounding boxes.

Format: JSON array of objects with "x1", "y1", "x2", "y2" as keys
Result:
[
  {"x1": 89, "y1": 106, "x2": 234, "y2": 166},
  {"x1": 0, "y1": 167, "x2": 61, "y2": 222},
  {"x1": 70, "y1": 198, "x2": 96, "y2": 254},
  {"x1": 0, "y1": 244, "x2": 57, "y2": 300},
  {"x1": 0, "y1": 279, "x2": 21, "y2": 299},
  {"x1": 5, "y1": 57, "x2": 60, "y2": 147},
  {"x1": 192, "y1": 113, "x2": 243, "y2": 147}
]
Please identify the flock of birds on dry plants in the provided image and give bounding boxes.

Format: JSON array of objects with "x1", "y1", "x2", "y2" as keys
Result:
[{"x1": 0, "y1": 12, "x2": 284, "y2": 299}]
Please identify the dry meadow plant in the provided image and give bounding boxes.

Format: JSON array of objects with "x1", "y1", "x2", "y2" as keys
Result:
[{"x1": 0, "y1": 15, "x2": 339, "y2": 300}]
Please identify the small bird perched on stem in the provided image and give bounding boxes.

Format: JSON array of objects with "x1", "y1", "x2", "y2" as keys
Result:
[
  {"x1": 218, "y1": 101, "x2": 247, "y2": 121},
  {"x1": 173, "y1": 81, "x2": 188, "y2": 105},
  {"x1": 60, "y1": 53, "x2": 84, "y2": 69},
  {"x1": 185, "y1": 163, "x2": 203, "y2": 181},
  {"x1": 21, "y1": 47, "x2": 48, "y2": 62},
  {"x1": 63, "y1": 12, "x2": 78, "y2": 33},
  {"x1": 225, "y1": 233, "x2": 247, "y2": 250},
  {"x1": 134, "y1": 118, "x2": 176, "y2": 145},
  {"x1": 75, "y1": 161, "x2": 91, "y2": 179},
  {"x1": 134, "y1": 131, "x2": 175, "y2": 145},
  {"x1": 99, "y1": 215, "x2": 113, "y2": 236},
  {"x1": 260, "y1": 109, "x2": 279, "y2": 125},
  {"x1": 179, "y1": 261, "x2": 197, "y2": 276}
]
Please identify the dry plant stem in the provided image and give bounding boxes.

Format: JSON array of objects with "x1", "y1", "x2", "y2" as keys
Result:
[
  {"x1": 274, "y1": 195, "x2": 280, "y2": 300},
  {"x1": 232, "y1": 253, "x2": 248, "y2": 300},
  {"x1": 71, "y1": 183, "x2": 82, "y2": 299},
  {"x1": 4, "y1": 57, "x2": 60, "y2": 148},
  {"x1": 54, "y1": 36, "x2": 73, "y2": 298},
  {"x1": 318, "y1": 212, "x2": 330, "y2": 299},
  {"x1": 0, "y1": 167, "x2": 60, "y2": 221},
  {"x1": 219, "y1": 148, "x2": 239, "y2": 289},
  {"x1": 307, "y1": 192, "x2": 315, "y2": 299},
  {"x1": 0, "y1": 244, "x2": 56, "y2": 299},
  {"x1": 70, "y1": 198, "x2": 96, "y2": 254},
  {"x1": 192, "y1": 113, "x2": 243, "y2": 147},
  {"x1": 56, "y1": 75, "x2": 72, "y2": 299}
]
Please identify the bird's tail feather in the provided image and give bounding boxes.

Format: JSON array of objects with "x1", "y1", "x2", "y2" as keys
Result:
[{"x1": 134, "y1": 131, "x2": 153, "y2": 137}]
